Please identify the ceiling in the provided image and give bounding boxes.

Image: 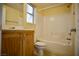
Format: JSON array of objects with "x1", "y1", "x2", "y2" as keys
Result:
[
  {"x1": 32, "y1": 3, "x2": 65, "y2": 10},
  {"x1": 6, "y1": 3, "x2": 65, "y2": 11}
]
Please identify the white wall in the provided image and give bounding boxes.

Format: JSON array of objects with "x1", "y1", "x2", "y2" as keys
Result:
[{"x1": 35, "y1": 13, "x2": 44, "y2": 42}]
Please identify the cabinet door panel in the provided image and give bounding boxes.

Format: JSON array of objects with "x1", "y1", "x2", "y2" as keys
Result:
[
  {"x1": 23, "y1": 31, "x2": 34, "y2": 56},
  {"x1": 1, "y1": 31, "x2": 23, "y2": 56}
]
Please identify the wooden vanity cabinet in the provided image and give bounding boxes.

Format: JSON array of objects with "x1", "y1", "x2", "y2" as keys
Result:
[{"x1": 1, "y1": 30, "x2": 34, "y2": 56}]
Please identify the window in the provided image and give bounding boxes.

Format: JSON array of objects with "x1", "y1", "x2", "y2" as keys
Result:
[{"x1": 26, "y1": 4, "x2": 34, "y2": 24}]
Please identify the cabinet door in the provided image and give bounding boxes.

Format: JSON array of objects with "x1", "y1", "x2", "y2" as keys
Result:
[
  {"x1": 23, "y1": 31, "x2": 34, "y2": 56},
  {"x1": 1, "y1": 31, "x2": 23, "y2": 56}
]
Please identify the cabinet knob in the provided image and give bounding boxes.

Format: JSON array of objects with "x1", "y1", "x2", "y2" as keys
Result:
[{"x1": 66, "y1": 38, "x2": 71, "y2": 40}]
